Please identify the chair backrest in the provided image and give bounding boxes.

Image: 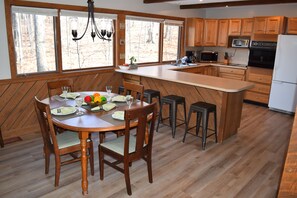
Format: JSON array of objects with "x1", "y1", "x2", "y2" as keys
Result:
[
  {"x1": 123, "y1": 81, "x2": 144, "y2": 101},
  {"x1": 47, "y1": 79, "x2": 73, "y2": 97},
  {"x1": 34, "y1": 96, "x2": 59, "y2": 153},
  {"x1": 123, "y1": 102, "x2": 157, "y2": 159}
]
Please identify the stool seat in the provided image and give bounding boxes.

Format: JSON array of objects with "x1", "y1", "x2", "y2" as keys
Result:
[
  {"x1": 156, "y1": 95, "x2": 186, "y2": 138},
  {"x1": 183, "y1": 101, "x2": 218, "y2": 150},
  {"x1": 144, "y1": 89, "x2": 161, "y2": 104}
]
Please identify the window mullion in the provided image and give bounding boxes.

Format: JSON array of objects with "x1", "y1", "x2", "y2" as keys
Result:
[{"x1": 56, "y1": 10, "x2": 63, "y2": 73}]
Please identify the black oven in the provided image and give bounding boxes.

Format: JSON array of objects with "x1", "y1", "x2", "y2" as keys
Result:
[{"x1": 248, "y1": 41, "x2": 277, "y2": 69}]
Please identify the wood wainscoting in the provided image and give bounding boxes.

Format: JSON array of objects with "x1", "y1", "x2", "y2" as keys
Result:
[{"x1": 0, "y1": 70, "x2": 122, "y2": 139}]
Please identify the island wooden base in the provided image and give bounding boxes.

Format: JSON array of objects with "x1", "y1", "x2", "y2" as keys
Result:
[{"x1": 126, "y1": 75, "x2": 244, "y2": 143}]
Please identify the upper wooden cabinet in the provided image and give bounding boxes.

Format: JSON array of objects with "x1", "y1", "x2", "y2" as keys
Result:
[
  {"x1": 241, "y1": 18, "x2": 254, "y2": 36},
  {"x1": 186, "y1": 18, "x2": 204, "y2": 46},
  {"x1": 203, "y1": 19, "x2": 218, "y2": 46},
  {"x1": 287, "y1": 17, "x2": 297, "y2": 34},
  {"x1": 253, "y1": 16, "x2": 286, "y2": 34},
  {"x1": 217, "y1": 19, "x2": 229, "y2": 47},
  {"x1": 228, "y1": 19, "x2": 242, "y2": 36}
]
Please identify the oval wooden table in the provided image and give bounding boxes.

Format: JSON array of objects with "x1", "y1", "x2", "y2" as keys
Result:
[{"x1": 43, "y1": 91, "x2": 148, "y2": 195}]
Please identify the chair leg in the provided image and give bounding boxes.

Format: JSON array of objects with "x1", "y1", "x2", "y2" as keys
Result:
[
  {"x1": 196, "y1": 112, "x2": 202, "y2": 136},
  {"x1": 89, "y1": 142, "x2": 94, "y2": 176},
  {"x1": 147, "y1": 152, "x2": 153, "y2": 183},
  {"x1": 183, "y1": 108, "x2": 193, "y2": 143},
  {"x1": 202, "y1": 112, "x2": 209, "y2": 150},
  {"x1": 99, "y1": 133, "x2": 105, "y2": 143},
  {"x1": 0, "y1": 128, "x2": 4, "y2": 148},
  {"x1": 124, "y1": 160, "x2": 132, "y2": 195},
  {"x1": 44, "y1": 148, "x2": 50, "y2": 174},
  {"x1": 99, "y1": 146, "x2": 104, "y2": 180},
  {"x1": 156, "y1": 101, "x2": 163, "y2": 132},
  {"x1": 214, "y1": 109, "x2": 218, "y2": 143},
  {"x1": 183, "y1": 102, "x2": 187, "y2": 126},
  {"x1": 172, "y1": 102, "x2": 177, "y2": 138},
  {"x1": 55, "y1": 156, "x2": 61, "y2": 186}
]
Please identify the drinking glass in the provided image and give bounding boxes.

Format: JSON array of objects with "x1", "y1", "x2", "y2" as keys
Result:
[
  {"x1": 106, "y1": 85, "x2": 112, "y2": 102},
  {"x1": 61, "y1": 86, "x2": 69, "y2": 100},
  {"x1": 75, "y1": 98, "x2": 84, "y2": 115},
  {"x1": 126, "y1": 95, "x2": 133, "y2": 109}
]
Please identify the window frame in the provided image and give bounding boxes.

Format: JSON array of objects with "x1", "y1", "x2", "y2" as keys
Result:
[{"x1": 5, "y1": 0, "x2": 185, "y2": 79}]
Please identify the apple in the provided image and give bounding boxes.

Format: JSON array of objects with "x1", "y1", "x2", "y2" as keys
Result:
[{"x1": 84, "y1": 95, "x2": 92, "y2": 103}]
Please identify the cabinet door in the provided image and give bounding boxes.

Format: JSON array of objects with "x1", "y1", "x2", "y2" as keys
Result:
[
  {"x1": 203, "y1": 19, "x2": 218, "y2": 46},
  {"x1": 266, "y1": 17, "x2": 281, "y2": 34},
  {"x1": 194, "y1": 19, "x2": 204, "y2": 46},
  {"x1": 217, "y1": 19, "x2": 229, "y2": 47},
  {"x1": 228, "y1": 19, "x2": 241, "y2": 36},
  {"x1": 241, "y1": 18, "x2": 254, "y2": 36},
  {"x1": 253, "y1": 17, "x2": 267, "y2": 34},
  {"x1": 287, "y1": 17, "x2": 297, "y2": 34}
]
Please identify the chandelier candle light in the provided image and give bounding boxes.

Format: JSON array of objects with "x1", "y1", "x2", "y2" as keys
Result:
[{"x1": 71, "y1": 0, "x2": 114, "y2": 42}]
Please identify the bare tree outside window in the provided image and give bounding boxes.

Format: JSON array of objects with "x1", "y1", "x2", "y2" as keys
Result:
[
  {"x1": 125, "y1": 20, "x2": 160, "y2": 64},
  {"x1": 12, "y1": 13, "x2": 57, "y2": 75},
  {"x1": 163, "y1": 24, "x2": 180, "y2": 61}
]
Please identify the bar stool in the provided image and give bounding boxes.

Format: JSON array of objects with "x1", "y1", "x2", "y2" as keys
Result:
[
  {"x1": 118, "y1": 85, "x2": 125, "y2": 94},
  {"x1": 156, "y1": 95, "x2": 187, "y2": 138},
  {"x1": 183, "y1": 101, "x2": 218, "y2": 150},
  {"x1": 144, "y1": 89, "x2": 161, "y2": 105}
]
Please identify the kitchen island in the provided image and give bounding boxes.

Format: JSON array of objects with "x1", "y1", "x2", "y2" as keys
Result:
[{"x1": 116, "y1": 64, "x2": 254, "y2": 143}]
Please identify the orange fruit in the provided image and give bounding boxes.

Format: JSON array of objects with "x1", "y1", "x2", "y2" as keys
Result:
[{"x1": 93, "y1": 93, "x2": 100, "y2": 97}]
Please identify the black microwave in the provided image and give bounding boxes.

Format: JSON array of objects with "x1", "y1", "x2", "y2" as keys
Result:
[{"x1": 200, "y1": 51, "x2": 218, "y2": 62}]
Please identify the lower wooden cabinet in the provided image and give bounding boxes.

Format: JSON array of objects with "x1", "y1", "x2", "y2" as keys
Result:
[
  {"x1": 218, "y1": 67, "x2": 246, "y2": 81},
  {"x1": 287, "y1": 17, "x2": 297, "y2": 34},
  {"x1": 244, "y1": 67, "x2": 273, "y2": 104}
]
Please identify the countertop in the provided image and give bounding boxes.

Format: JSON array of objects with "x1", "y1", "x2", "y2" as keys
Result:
[{"x1": 115, "y1": 64, "x2": 254, "y2": 93}]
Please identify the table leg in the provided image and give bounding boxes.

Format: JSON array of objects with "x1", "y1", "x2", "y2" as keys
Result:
[{"x1": 79, "y1": 131, "x2": 89, "y2": 195}]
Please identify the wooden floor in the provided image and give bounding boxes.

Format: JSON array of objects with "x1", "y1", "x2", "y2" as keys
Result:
[{"x1": 0, "y1": 103, "x2": 294, "y2": 198}]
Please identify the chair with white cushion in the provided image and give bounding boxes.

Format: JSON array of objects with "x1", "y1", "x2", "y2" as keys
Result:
[
  {"x1": 34, "y1": 96, "x2": 94, "y2": 186},
  {"x1": 99, "y1": 102, "x2": 157, "y2": 195}
]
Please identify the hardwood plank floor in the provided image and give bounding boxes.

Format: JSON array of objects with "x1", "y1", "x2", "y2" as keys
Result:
[{"x1": 0, "y1": 103, "x2": 294, "y2": 198}]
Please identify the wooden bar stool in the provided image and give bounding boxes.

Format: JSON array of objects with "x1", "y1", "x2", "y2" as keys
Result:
[
  {"x1": 183, "y1": 101, "x2": 218, "y2": 150},
  {"x1": 144, "y1": 89, "x2": 161, "y2": 105},
  {"x1": 156, "y1": 95, "x2": 186, "y2": 138}
]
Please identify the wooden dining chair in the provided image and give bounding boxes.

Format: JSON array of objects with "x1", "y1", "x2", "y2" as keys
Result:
[
  {"x1": 99, "y1": 102, "x2": 157, "y2": 195},
  {"x1": 0, "y1": 127, "x2": 4, "y2": 148},
  {"x1": 34, "y1": 96, "x2": 94, "y2": 186},
  {"x1": 47, "y1": 79, "x2": 73, "y2": 97},
  {"x1": 123, "y1": 81, "x2": 144, "y2": 101}
]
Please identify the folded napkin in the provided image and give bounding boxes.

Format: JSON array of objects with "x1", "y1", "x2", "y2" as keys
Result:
[
  {"x1": 112, "y1": 111, "x2": 125, "y2": 120},
  {"x1": 51, "y1": 106, "x2": 76, "y2": 115},
  {"x1": 82, "y1": 102, "x2": 87, "y2": 106},
  {"x1": 91, "y1": 106, "x2": 101, "y2": 111},
  {"x1": 112, "y1": 95, "x2": 126, "y2": 102},
  {"x1": 60, "y1": 92, "x2": 80, "y2": 99},
  {"x1": 102, "y1": 103, "x2": 116, "y2": 111}
]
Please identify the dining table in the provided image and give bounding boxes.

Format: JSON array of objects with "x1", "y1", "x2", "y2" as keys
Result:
[{"x1": 42, "y1": 91, "x2": 148, "y2": 195}]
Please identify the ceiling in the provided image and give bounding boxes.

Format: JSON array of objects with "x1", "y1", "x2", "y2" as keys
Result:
[{"x1": 143, "y1": 0, "x2": 297, "y2": 9}]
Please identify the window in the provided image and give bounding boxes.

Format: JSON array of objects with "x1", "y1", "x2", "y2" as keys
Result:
[
  {"x1": 163, "y1": 21, "x2": 182, "y2": 62},
  {"x1": 125, "y1": 16, "x2": 161, "y2": 64},
  {"x1": 60, "y1": 11, "x2": 115, "y2": 70},
  {"x1": 11, "y1": 6, "x2": 57, "y2": 75}
]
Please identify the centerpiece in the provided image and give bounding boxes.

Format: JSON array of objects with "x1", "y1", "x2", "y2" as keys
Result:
[{"x1": 84, "y1": 93, "x2": 107, "y2": 107}]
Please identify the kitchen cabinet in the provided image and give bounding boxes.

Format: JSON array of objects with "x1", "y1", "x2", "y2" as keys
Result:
[
  {"x1": 186, "y1": 18, "x2": 204, "y2": 46},
  {"x1": 253, "y1": 16, "x2": 286, "y2": 34},
  {"x1": 203, "y1": 19, "x2": 218, "y2": 46},
  {"x1": 203, "y1": 66, "x2": 218, "y2": 76},
  {"x1": 219, "y1": 67, "x2": 246, "y2": 81},
  {"x1": 217, "y1": 19, "x2": 229, "y2": 47},
  {"x1": 228, "y1": 19, "x2": 242, "y2": 36},
  {"x1": 244, "y1": 67, "x2": 273, "y2": 104},
  {"x1": 287, "y1": 17, "x2": 297, "y2": 34},
  {"x1": 241, "y1": 18, "x2": 254, "y2": 36}
]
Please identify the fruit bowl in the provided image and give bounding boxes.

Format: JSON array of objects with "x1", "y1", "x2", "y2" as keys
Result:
[{"x1": 86, "y1": 101, "x2": 107, "y2": 107}]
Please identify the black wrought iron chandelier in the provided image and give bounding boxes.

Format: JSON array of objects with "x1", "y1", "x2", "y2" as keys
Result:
[{"x1": 71, "y1": 0, "x2": 113, "y2": 42}]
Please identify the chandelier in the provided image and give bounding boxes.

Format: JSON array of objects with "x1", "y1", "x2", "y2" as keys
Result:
[{"x1": 71, "y1": 0, "x2": 113, "y2": 42}]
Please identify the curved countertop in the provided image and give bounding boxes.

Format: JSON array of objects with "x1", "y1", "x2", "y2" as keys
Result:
[{"x1": 115, "y1": 64, "x2": 254, "y2": 93}]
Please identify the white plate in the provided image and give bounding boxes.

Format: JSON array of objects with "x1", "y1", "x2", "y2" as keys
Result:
[
  {"x1": 119, "y1": 66, "x2": 130, "y2": 70},
  {"x1": 111, "y1": 95, "x2": 126, "y2": 102},
  {"x1": 112, "y1": 111, "x2": 125, "y2": 120},
  {"x1": 51, "y1": 107, "x2": 77, "y2": 116},
  {"x1": 59, "y1": 92, "x2": 80, "y2": 99}
]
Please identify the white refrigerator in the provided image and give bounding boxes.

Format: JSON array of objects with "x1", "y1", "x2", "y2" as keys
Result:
[{"x1": 268, "y1": 35, "x2": 297, "y2": 114}]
